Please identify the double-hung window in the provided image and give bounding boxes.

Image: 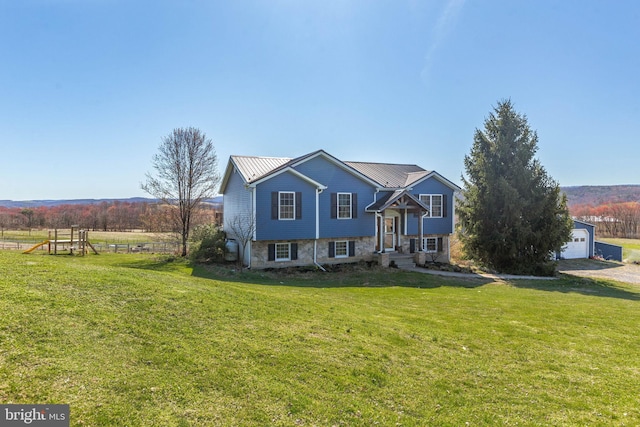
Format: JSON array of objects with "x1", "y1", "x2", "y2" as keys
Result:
[
  {"x1": 419, "y1": 194, "x2": 443, "y2": 218},
  {"x1": 268, "y1": 242, "x2": 298, "y2": 261},
  {"x1": 337, "y1": 193, "x2": 352, "y2": 219},
  {"x1": 275, "y1": 243, "x2": 291, "y2": 261},
  {"x1": 328, "y1": 240, "x2": 355, "y2": 258},
  {"x1": 272, "y1": 191, "x2": 301, "y2": 220},
  {"x1": 423, "y1": 237, "x2": 438, "y2": 253},
  {"x1": 279, "y1": 192, "x2": 295, "y2": 220},
  {"x1": 334, "y1": 241, "x2": 348, "y2": 258},
  {"x1": 331, "y1": 192, "x2": 357, "y2": 219}
]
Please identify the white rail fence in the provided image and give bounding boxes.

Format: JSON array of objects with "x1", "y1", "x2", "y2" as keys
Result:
[{"x1": 1, "y1": 240, "x2": 182, "y2": 254}]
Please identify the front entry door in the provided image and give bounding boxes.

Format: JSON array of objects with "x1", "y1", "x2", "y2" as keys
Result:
[{"x1": 384, "y1": 217, "x2": 396, "y2": 251}]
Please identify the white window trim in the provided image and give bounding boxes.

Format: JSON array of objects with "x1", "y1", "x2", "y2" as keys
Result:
[
  {"x1": 279, "y1": 191, "x2": 295, "y2": 221},
  {"x1": 419, "y1": 194, "x2": 443, "y2": 218},
  {"x1": 337, "y1": 192, "x2": 352, "y2": 219},
  {"x1": 335, "y1": 240, "x2": 348, "y2": 258},
  {"x1": 275, "y1": 242, "x2": 291, "y2": 261},
  {"x1": 423, "y1": 237, "x2": 438, "y2": 253}
]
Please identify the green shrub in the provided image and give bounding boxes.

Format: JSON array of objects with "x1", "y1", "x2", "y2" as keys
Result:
[
  {"x1": 190, "y1": 224, "x2": 226, "y2": 263},
  {"x1": 496, "y1": 260, "x2": 558, "y2": 277}
]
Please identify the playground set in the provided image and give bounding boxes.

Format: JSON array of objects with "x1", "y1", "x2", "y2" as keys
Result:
[{"x1": 23, "y1": 225, "x2": 98, "y2": 255}]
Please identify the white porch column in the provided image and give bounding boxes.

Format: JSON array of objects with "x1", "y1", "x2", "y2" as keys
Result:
[
  {"x1": 418, "y1": 210, "x2": 424, "y2": 251},
  {"x1": 380, "y1": 211, "x2": 386, "y2": 253}
]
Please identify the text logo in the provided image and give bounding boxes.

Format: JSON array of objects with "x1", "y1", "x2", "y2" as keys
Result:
[{"x1": 1, "y1": 405, "x2": 69, "y2": 427}]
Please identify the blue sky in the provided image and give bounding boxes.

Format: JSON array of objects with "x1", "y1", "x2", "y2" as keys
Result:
[{"x1": 1, "y1": 0, "x2": 638, "y2": 200}]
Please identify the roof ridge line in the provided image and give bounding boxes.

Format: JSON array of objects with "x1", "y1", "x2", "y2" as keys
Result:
[{"x1": 345, "y1": 160, "x2": 422, "y2": 167}]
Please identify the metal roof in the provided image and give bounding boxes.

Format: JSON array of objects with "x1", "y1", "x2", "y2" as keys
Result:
[
  {"x1": 231, "y1": 155, "x2": 292, "y2": 183},
  {"x1": 344, "y1": 161, "x2": 430, "y2": 188},
  {"x1": 225, "y1": 152, "x2": 444, "y2": 191}
]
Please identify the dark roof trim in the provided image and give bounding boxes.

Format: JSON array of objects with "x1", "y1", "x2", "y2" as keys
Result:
[
  {"x1": 248, "y1": 166, "x2": 327, "y2": 190},
  {"x1": 411, "y1": 170, "x2": 462, "y2": 191},
  {"x1": 365, "y1": 190, "x2": 430, "y2": 213}
]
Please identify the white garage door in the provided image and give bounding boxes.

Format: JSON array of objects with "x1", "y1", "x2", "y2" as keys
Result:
[{"x1": 562, "y1": 229, "x2": 589, "y2": 259}]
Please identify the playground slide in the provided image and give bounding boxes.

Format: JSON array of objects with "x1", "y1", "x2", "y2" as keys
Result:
[{"x1": 23, "y1": 240, "x2": 50, "y2": 254}]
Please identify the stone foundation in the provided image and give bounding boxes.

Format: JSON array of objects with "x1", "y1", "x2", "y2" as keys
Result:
[
  {"x1": 249, "y1": 234, "x2": 451, "y2": 269},
  {"x1": 406, "y1": 234, "x2": 451, "y2": 265},
  {"x1": 250, "y1": 237, "x2": 377, "y2": 269}
]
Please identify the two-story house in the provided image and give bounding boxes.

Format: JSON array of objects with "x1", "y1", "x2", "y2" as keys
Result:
[{"x1": 219, "y1": 149, "x2": 460, "y2": 269}]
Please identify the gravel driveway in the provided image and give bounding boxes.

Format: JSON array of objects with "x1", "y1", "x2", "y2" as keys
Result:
[{"x1": 558, "y1": 259, "x2": 640, "y2": 285}]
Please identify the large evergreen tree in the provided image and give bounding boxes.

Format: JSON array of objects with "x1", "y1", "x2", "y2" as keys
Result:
[{"x1": 458, "y1": 100, "x2": 573, "y2": 275}]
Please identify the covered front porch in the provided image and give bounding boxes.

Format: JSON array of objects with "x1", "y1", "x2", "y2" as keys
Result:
[{"x1": 366, "y1": 190, "x2": 430, "y2": 255}]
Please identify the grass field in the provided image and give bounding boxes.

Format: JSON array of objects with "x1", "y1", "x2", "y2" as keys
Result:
[
  {"x1": 599, "y1": 237, "x2": 640, "y2": 262},
  {"x1": 1, "y1": 251, "x2": 639, "y2": 426},
  {"x1": 0, "y1": 229, "x2": 174, "y2": 244}
]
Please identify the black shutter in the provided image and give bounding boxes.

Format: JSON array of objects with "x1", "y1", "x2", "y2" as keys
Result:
[
  {"x1": 442, "y1": 195, "x2": 448, "y2": 218},
  {"x1": 437, "y1": 237, "x2": 444, "y2": 252},
  {"x1": 268, "y1": 244, "x2": 275, "y2": 261},
  {"x1": 271, "y1": 192, "x2": 278, "y2": 219},
  {"x1": 348, "y1": 241, "x2": 355, "y2": 257},
  {"x1": 328, "y1": 241, "x2": 335, "y2": 258},
  {"x1": 291, "y1": 243, "x2": 298, "y2": 260},
  {"x1": 330, "y1": 193, "x2": 337, "y2": 219},
  {"x1": 352, "y1": 193, "x2": 357, "y2": 218},
  {"x1": 409, "y1": 238, "x2": 416, "y2": 253},
  {"x1": 295, "y1": 192, "x2": 302, "y2": 219}
]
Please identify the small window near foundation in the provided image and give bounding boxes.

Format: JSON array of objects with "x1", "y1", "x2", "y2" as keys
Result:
[
  {"x1": 335, "y1": 241, "x2": 348, "y2": 258},
  {"x1": 275, "y1": 243, "x2": 291, "y2": 261},
  {"x1": 423, "y1": 237, "x2": 438, "y2": 253}
]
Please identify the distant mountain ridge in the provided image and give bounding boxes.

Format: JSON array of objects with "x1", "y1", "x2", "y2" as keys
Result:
[
  {"x1": 562, "y1": 185, "x2": 640, "y2": 207},
  {"x1": 0, "y1": 196, "x2": 223, "y2": 209},
  {"x1": 3, "y1": 188, "x2": 637, "y2": 209}
]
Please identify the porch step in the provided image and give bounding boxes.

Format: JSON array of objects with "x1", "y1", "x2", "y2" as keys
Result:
[{"x1": 389, "y1": 253, "x2": 416, "y2": 270}]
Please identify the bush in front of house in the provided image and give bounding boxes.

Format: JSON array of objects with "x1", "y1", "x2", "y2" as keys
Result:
[{"x1": 190, "y1": 224, "x2": 226, "y2": 263}]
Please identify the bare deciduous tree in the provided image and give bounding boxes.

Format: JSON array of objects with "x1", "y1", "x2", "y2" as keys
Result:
[
  {"x1": 226, "y1": 213, "x2": 256, "y2": 272},
  {"x1": 142, "y1": 127, "x2": 220, "y2": 256}
]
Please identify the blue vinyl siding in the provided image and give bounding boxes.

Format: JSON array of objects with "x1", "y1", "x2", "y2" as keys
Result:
[
  {"x1": 255, "y1": 171, "x2": 317, "y2": 241},
  {"x1": 222, "y1": 168, "x2": 253, "y2": 240},
  {"x1": 226, "y1": 153, "x2": 459, "y2": 246},
  {"x1": 295, "y1": 156, "x2": 376, "y2": 238},
  {"x1": 407, "y1": 177, "x2": 456, "y2": 235},
  {"x1": 594, "y1": 241, "x2": 622, "y2": 261}
]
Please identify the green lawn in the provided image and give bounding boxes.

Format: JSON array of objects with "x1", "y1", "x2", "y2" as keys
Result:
[
  {"x1": 599, "y1": 237, "x2": 640, "y2": 262},
  {"x1": 1, "y1": 251, "x2": 639, "y2": 426}
]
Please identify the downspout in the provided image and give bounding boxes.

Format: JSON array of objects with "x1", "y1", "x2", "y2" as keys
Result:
[
  {"x1": 314, "y1": 187, "x2": 326, "y2": 271},
  {"x1": 420, "y1": 211, "x2": 428, "y2": 252},
  {"x1": 249, "y1": 185, "x2": 257, "y2": 269},
  {"x1": 314, "y1": 240, "x2": 326, "y2": 271},
  {"x1": 449, "y1": 191, "x2": 455, "y2": 262}
]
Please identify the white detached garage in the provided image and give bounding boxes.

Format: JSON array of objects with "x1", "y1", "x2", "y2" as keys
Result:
[
  {"x1": 560, "y1": 219, "x2": 595, "y2": 259},
  {"x1": 562, "y1": 228, "x2": 590, "y2": 259}
]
